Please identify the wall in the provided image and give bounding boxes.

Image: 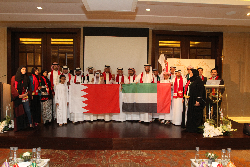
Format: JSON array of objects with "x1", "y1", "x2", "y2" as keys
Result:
[
  {"x1": 222, "y1": 32, "x2": 250, "y2": 117},
  {"x1": 0, "y1": 27, "x2": 7, "y2": 83}
]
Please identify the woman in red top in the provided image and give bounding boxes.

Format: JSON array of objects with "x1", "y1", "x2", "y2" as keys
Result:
[
  {"x1": 11, "y1": 66, "x2": 33, "y2": 131},
  {"x1": 29, "y1": 67, "x2": 41, "y2": 126}
]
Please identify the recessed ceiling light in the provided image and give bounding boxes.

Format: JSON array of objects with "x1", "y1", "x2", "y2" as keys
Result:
[
  {"x1": 247, "y1": 13, "x2": 250, "y2": 16},
  {"x1": 37, "y1": 7, "x2": 43, "y2": 10},
  {"x1": 146, "y1": 9, "x2": 150, "y2": 11}
]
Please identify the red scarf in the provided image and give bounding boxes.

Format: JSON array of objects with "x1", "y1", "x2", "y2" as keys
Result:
[
  {"x1": 173, "y1": 76, "x2": 183, "y2": 98},
  {"x1": 184, "y1": 80, "x2": 191, "y2": 96},
  {"x1": 209, "y1": 76, "x2": 219, "y2": 80},
  {"x1": 128, "y1": 75, "x2": 136, "y2": 83},
  {"x1": 66, "y1": 73, "x2": 71, "y2": 82},
  {"x1": 50, "y1": 70, "x2": 61, "y2": 87},
  {"x1": 140, "y1": 73, "x2": 144, "y2": 83},
  {"x1": 32, "y1": 74, "x2": 40, "y2": 95},
  {"x1": 102, "y1": 72, "x2": 112, "y2": 81},
  {"x1": 116, "y1": 74, "x2": 124, "y2": 84}
]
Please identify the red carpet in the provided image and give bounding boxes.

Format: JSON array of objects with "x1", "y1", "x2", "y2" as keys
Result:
[{"x1": 0, "y1": 149, "x2": 250, "y2": 166}]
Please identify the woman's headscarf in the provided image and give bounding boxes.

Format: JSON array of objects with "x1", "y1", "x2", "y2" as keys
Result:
[
  {"x1": 41, "y1": 69, "x2": 47, "y2": 77},
  {"x1": 189, "y1": 69, "x2": 199, "y2": 82},
  {"x1": 15, "y1": 66, "x2": 29, "y2": 94}
]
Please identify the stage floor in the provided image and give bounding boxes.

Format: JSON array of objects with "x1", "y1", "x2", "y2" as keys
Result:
[{"x1": 0, "y1": 120, "x2": 249, "y2": 150}]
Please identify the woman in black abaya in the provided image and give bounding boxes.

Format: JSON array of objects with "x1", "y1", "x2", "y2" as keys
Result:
[{"x1": 186, "y1": 69, "x2": 205, "y2": 133}]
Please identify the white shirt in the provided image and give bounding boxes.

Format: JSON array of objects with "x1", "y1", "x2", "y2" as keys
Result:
[
  {"x1": 127, "y1": 75, "x2": 136, "y2": 84},
  {"x1": 136, "y1": 72, "x2": 153, "y2": 83},
  {"x1": 74, "y1": 75, "x2": 83, "y2": 83}
]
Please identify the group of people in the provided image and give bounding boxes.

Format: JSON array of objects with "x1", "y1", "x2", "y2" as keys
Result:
[{"x1": 11, "y1": 60, "x2": 223, "y2": 133}]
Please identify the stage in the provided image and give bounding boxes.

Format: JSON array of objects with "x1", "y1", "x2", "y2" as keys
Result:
[{"x1": 0, "y1": 120, "x2": 249, "y2": 150}]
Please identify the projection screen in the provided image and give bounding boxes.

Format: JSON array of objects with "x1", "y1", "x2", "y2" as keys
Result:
[{"x1": 84, "y1": 36, "x2": 147, "y2": 75}]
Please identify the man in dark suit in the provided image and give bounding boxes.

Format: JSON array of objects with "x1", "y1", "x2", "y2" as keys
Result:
[
  {"x1": 207, "y1": 68, "x2": 224, "y2": 120},
  {"x1": 197, "y1": 67, "x2": 207, "y2": 84}
]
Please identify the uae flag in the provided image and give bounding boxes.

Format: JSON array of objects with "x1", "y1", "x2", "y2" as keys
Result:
[
  {"x1": 69, "y1": 84, "x2": 120, "y2": 114},
  {"x1": 122, "y1": 83, "x2": 171, "y2": 113}
]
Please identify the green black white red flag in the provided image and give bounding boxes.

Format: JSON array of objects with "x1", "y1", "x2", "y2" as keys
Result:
[{"x1": 122, "y1": 83, "x2": 171, "y2": 113}]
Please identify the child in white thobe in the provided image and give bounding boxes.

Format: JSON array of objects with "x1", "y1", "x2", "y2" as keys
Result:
[{"x1": 55, "y1": 75, "x2": 69, "y2": 126}]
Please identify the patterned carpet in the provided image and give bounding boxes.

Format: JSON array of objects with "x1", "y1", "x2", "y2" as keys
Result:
[{"x1": 0, "y1": 149, "x2": 250, "y2": 167}]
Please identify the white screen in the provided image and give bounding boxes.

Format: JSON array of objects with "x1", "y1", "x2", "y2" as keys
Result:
[{"x1": 84, "y1": 36, "x2": 147, "y2": 75}]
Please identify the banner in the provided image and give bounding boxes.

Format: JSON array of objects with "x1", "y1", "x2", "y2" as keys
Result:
[
  {"x1": 69, "y1": 84, "x2": 120, "y2": 114},
  {"x1": 122, "y1": 83, "x2": 171, "y2": 113}
]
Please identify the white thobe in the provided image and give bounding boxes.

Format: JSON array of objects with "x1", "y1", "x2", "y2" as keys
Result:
[
  {"x1": 73, "y1": 75, "x2": 83, "y2": 84},
  {"x1": 105, "y1": 73, "x2": 111, "y2": 83},
  {"x1": 55, "y1": 83, "x2": 69, "y2": 125},
  {"x1": 170, "y1": 73, "x2": 176, "y2": 80},
  {"x1": 127, "y1": 75, "x2": 136, "y2": 84},
  {"x1": 171, "y1": 77, "x2": 187, "y2": 125},
  {"x1": 152, "y1": 76, "x2": 158, "y2": 83},
  {"x1": 48, "y1": 70, "x2": 60, "y2": 119},
  {"x1": 135, "y1": 72, "x2": 153, "y2": 122},
  {"x1": 84, "y1": 74, "x2": 94, "y2": 84},
  {"x1": 47, "y1": 70, "x2": 60, "y2": 87}
]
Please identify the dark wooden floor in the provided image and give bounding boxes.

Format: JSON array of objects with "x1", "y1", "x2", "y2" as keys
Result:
[{"x1": 0, "y1": 120, "x2": 249, "y2": 150}]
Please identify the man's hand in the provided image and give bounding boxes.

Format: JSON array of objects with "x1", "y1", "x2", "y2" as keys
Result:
[
  {"x1": 195, "y1": 101, "x2": 200, "y2": 106},
  {"x1": 67, "y1": 81, "x2": 71, "y2": 86},
  {"x1": 56, "y1": 103, "x2": 59, "y2": 106},
  {"x1": 67, "y1": 102, "x2": 69, "y2": 106},
  {"x1": 182, "y1": 99, "x2": 184, "y2": 103}
]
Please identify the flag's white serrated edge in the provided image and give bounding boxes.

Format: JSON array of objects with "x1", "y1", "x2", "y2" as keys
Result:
[{"x1": 81, "y1": 85, "x2": 89, "y2": 112}]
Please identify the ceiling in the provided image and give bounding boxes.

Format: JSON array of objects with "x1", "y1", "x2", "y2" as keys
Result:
[{"x1": 0, "y1": 0, "x2": 250, "y2": 32}]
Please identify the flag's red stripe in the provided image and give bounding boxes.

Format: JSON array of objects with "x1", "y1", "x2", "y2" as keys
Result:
[{"x1": 157, "y1": 83, "x2": 171, "y2": 113}]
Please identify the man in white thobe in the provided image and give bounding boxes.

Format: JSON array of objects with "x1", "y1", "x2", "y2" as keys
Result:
[
  {"x1": 135, "y1": 64, "x2": 153, "y2": 123},
  {"x1": 85, "y1": 67, "x2": 95, "y2": 84},
  {"x1": 48, "y1": 62, "x2": 61, "y2": 120},
  {"x1": 70, "y1": 67, "x2": 84, "y2": 123},
  {"x1": 172, "y1": 70, "x2": 187, "y2": 125}
]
